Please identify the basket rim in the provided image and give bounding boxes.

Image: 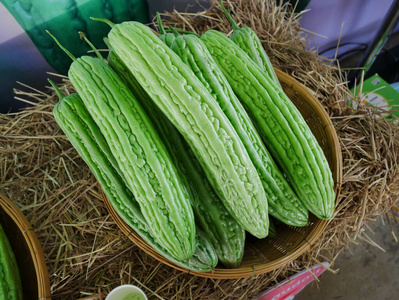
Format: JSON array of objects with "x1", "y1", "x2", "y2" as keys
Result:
[
  {"x1": 101, "y1": 69, "x2": 343, "y2": 279},
  {"x1": 0, "y1": 193, "x2": 52, "y2": 298}
]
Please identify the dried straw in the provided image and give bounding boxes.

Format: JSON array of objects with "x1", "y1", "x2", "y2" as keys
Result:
[{"x1": 1, "y1": 0, "x2": 398, "y2": 299}]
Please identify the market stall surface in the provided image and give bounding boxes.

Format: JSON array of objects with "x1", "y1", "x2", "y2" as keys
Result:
[{"x1": 296, "y1": 217, "x2": 399, "y2": 300}]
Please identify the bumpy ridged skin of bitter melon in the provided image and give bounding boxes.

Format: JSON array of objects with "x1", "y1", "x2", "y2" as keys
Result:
[
  {"x1": 108, "y1": 49, "x2": 246, "y2": 267},
  {"x1": 67, "y1": 56, "x2": 196, "y2": 260},
  {"x1": 108, "y1": 21, "x2": 269, "y2": 238},
  {"x1": 201, "y1": 30, "x2": 335, "y2": 220},
  {"x1": 159, "y1": 33, "x2": 176, "y2": 47},
  {"x1": 170, "y1": 34, "x2": 308, "y2": 227},
  {"x1": 0, "y1": 224, "x2": 23, "y2": 300},
  {"x1": 220, "y1": 1, "x2": 281, "y2": 89},
  {"x1": 231, "y1": 28, "x2": 281, "y2": 89},
  {"x1": 52, "y1": 92, "x2": 217, "y2": 272}
]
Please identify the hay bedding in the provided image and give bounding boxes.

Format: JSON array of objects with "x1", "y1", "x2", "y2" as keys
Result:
[{"x1": 1, "y1": 0, "x2": 399, "y2": 298}]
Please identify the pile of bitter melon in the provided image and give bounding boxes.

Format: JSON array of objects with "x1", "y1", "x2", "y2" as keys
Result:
[{"x1": 50, "y1": 1, "x2": 334, "y2": 271}]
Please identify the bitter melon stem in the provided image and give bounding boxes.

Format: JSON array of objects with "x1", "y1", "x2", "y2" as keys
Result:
[
  {"x1": 79, "y1": 31, "x2": 104, "y2": 60},
  {"x1": 46, "y1": 30, "x2": 76, "y2": 61},
  {"x1": 168, "y1": 25, "x2": 180, "y2": 37},
  {"x1": 48, "y1": 79, "x2": 65, "y2": 101},
  {"x1": 90, "y1": 17, "x2": 115, "y2": 28},
  {"x1": 156, "y1": 12, "x2": 167, "y2": 35},
  {"x1": 220, "y1": 0, "x2": 240, "y2": 32}
]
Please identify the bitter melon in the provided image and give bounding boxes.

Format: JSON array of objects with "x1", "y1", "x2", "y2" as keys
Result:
[
  {"x1": 201, "y1": 30, "x2": 335, "y2": 220},
  {"x1": 51, "y1": 86, "x2": 217, "y2": 271},
  {"x1": 105, "y1": 20, "x2": 269, "y2": 238}
]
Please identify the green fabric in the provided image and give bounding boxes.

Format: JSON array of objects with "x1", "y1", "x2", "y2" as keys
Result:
[{"x1": 1, "y1": 0, "x2": 149, "y2": 74}]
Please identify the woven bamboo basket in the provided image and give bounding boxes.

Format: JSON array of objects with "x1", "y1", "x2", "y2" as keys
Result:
[
  {"x1": 101, "y1": 68, "x2": 343, "y2": 279},
  {"x1": 0, "y1": 193, "x2": 51, "y2": 299}
]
